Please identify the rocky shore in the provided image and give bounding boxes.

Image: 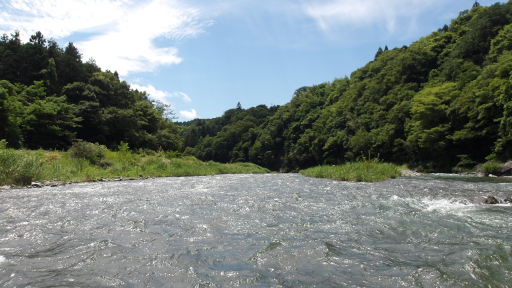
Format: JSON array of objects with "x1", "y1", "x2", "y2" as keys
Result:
[
  {"x1": 0, "y1": 176, "x2": 155, "y2": 191},
  {"x1": 400, "y1": 169, "x2": 423, "y2": 177}
]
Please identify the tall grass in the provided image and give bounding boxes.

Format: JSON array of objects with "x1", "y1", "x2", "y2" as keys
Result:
[
  {"x1": 0, "y1": 145, "x2": 271, "y2": 186},
  {"x1": 0, "y1": 149, "x2": 44, "y2": 185},
  {"x1": 299, "y1": 159, "x2": 401, "y2": 182}
]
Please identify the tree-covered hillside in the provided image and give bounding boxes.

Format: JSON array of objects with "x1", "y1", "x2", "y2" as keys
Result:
[
  {"x1": 0, "y1": 32, "x2": 181, "y2": 151},
  {"x1": 178, "y1": 103, "x2": 280, "y2": 164},
  {"x1": 179, "y1": 1, "x2": 512, "y2": 172}
]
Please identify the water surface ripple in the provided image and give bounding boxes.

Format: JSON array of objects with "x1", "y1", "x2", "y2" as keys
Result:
[{"x1": 1, "y1": 174, "x2": 511, "y2": 287}]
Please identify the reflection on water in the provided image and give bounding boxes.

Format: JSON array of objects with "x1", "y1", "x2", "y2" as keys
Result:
[{"x1": 0, "y1": 174, "x2": 511, "y2": 287}]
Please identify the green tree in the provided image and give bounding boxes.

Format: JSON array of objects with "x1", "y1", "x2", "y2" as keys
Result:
[
  {"x1": 454, "y1": 3, "x2": 512, "y2": 65},
  {"x1": 58, "y1": 42, "x2": 85, "y2": 87},
  {"x1": 22, "y1": 95, "x2": 78, "y2": 149},
  {"x1": 42, "y1": 58, "x2": 59, "y2": 96},
  {"x1": 22, "y1": 31, "x2": 48, "y2": 84},
  {"x1": 375, "y1": 47, "x2": 383, "y2": 59},
  {"x1": 406, "y1": 83, "x2": 461, "y2": 169},
  {"x1": 0, "y1": 80, "x2": 23, "y2": 147},
  {"x1": 0, "y1": 31, "x2": 23, "y2": 84},
  {"x1": 61, "y1": 82, "x2": 106, "y2": 143},
  {"x1": 488, "y1": 23, "x2": 512, "y2": 62}
]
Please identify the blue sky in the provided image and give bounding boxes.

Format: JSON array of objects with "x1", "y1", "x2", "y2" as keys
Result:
[{"x1": 0, "y1": 0, "x2": 498, "y2": 121}]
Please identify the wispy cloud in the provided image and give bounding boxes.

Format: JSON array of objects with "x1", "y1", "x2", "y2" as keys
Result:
[
  {"x1": 302, "y1": 0, "x2": 442, "y2": 35},
  {"x1": 0, "y1": 0, "x2": 211, "y2": 76},
  {"x1": 0, "y1": 0, "x2": 127, "y2": 38},
  {"x1": 131, "y1": 84, "x2": 192, "y2": 105},
  {"x1": 180, "y1": 109, "x2": 198, "y2": 120}
]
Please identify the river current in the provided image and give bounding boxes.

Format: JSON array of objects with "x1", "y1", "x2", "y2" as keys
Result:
[{"x1": 0, "y1": 174, "x2": 511, "y2": 287}]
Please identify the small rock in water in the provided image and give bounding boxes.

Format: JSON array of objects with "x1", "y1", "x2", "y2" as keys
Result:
[
  {"x1": 483, "y1": 196, "x2": 500, "y2": 204},
  {"x1": 504, "y1": 196, "x2": 512, "y2": 204},
  {"x1": 400, "y1": 169, "x2": 422, "y2": 177},
  {"x1": 31, "y1": 182, "x2": 43, "y2": 188},
  {"x1": 474, "y1": 172, "x2": 486, "y2": 177},
  {"x1": 44, "y1": 180, "x2": 63, "y2": 187}
]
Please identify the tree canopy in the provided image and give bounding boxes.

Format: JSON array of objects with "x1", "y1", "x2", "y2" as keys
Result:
[{"x1": 0, "y1": 31, "x2": 180, "y2": 151}]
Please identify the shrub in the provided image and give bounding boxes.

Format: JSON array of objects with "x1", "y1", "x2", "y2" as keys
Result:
[
  {"x1": 166, "y1": 151, "x2": 182, "y2": 159},
  {"x1": 68, "y1": 141, "x2": 107, "y2": 164},
  {"x1": 138, "y1": 148, "x2": 156, "y2": 156},
  {"x1": 0, "y1": 149, "x2": 43, "y2": 185},
  {"x1": 96, "y1": 160, "x2": 114, "y2": 168},
  {"x1": 478, "y1": 161, "x2": 503, "y2": 175},
  {"x1": 117, "y1": 141, "x2": 130, "y2": 154},
  {"x1": 44, "y1": 152, "x2": 62, "y2": 162}
]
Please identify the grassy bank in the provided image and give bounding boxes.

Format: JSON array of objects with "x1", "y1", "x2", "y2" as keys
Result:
[
  {"x1": 299, "y1": 161, "x2": 402, "y2": 182},
  {"x1": 0, "y1": 146, "x2": 271, "y2": 186}
]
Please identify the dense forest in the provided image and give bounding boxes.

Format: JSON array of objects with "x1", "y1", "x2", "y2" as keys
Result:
[
  {"x1": 0, "y1": 31, "x2": 180, "y2": 151},
  {"x1": 3, "y1": 1, "x2": 512, "y2": 173},
  {"x1": 179, "y1": 1, "x2": 512, "y2": 172}
]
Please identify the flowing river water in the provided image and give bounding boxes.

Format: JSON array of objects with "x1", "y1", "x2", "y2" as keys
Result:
[{"x1": 0, "y1": 173, "x2": 511, "y2": 287}]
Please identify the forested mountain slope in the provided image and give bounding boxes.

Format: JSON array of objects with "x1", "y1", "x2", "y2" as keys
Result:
[
  {"x1": 0, "y1": 32, "x2": 180, "y2": 151},
  {"x1": 180, "y1": 1, "x2": 512, "y2": 172}
]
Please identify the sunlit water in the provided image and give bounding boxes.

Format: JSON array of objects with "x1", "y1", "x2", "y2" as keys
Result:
[{"x1": 1, "y1": 174, "x2": 511, "y2": 287}]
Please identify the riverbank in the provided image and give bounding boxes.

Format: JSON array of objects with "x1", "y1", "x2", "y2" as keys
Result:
[
  {"x1": 0, "y1": 147, "x2": 271, "y2": 188},
  {"x1": 3, "y1": 144, "x2": 510, "y2": 188}
]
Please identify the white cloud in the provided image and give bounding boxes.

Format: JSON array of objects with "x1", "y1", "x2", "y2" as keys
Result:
[
  {"x1": 0, "y1": 0, "x2": 128, "y2": 38},
  {"x1": 170, "y1": 91, "x2": 192, "y2": 103},
  {"x1": 131, "y1": 84, "x2": 191, "y2": 104},
  {"x1": 0, "y1": 0, "x2": 211, "y2": 76},
  {"x1": 180, "y1": 109, "x2": 198, "y2": 120},
  {"x1": 302, "y1": 0, "x2": 441, "y2": 34}
]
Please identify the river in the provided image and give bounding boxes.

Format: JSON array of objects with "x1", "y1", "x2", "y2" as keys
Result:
[{"x1": 0, "y1": 174, "x2": 511, "y2": 287}]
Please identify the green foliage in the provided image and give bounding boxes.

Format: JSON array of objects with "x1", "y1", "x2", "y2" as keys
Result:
[
  {"x1": 453, "y1": 2, "x2": 512, "y2": 64},
  {"x1": 478, "y1": 160, "x2": 503, "y2": 175},
  {"x1": 179, "y1": 104, "x2": 279, "y2": 165},
  {"x1": 165, "y1": 151, "x2": 182, "y2": 159},
  {"x1": 0, "y1": 80, "x2": 24, "y2": 148},
  {"x1": 453, "y1": 154, "x2": 478, "y2": 173},
  {"x1": 0, "y1": 149, "x2": 43, "y2": 185},
  {"x1": 22, "y1": 95, "x2": 78, "y2": 149},
  {"x1": 489, "y1": 23, "x2": 512, "y2": 62},
  {"x1": 68, "y1": 141, "x2": 107, "y2": 164},
  {"x1": 300, "y1": 161, "x2": 401, "y2": 182},
  {"x1": 117, "y1": 141, "x2": 130, "y2": 154},
  {"x1": 0, "y1": 149, "x2": 270, "y2": 184},
  {"x1": 0, "y1": 32, "x2": 182, "y2": 152}
]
